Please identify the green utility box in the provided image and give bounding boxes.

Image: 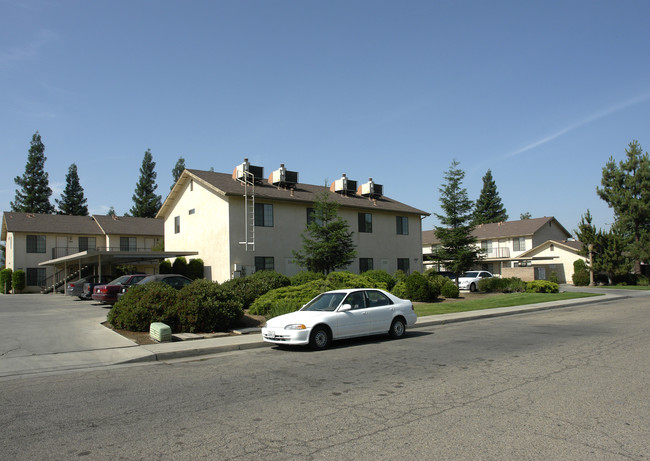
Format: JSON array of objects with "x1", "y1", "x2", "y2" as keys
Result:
[{"x1": 150, "y1": 322, "x2": 172, "y2": 342}]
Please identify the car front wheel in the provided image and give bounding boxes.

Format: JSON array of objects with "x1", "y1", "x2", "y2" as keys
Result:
[
  {"x1": 309, "y1": 326, "x2": 331, "y2": 350},
  {"x1": 470, "y1": 282, "x2": 477, "y2": 292},
  {"x1": 389, "y1": 318, "x2": 406, "y2": 338}
]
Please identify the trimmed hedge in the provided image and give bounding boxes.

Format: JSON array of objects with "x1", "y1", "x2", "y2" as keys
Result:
[
  {"x1": 108, "y1": 282, "x2": 179, "y2": 331},
  {"x1": 479, "y1": 277, "x2": 526, "y2": 293},
  {"x1": 405, "y1": 271, "x2": 438, "y2": 302},
  {"x1": 187, "y1": 258, "x2": 205, "y2": 280},
  {"x1": 526, "y1": 280, "x2": 559, "y2": 293},
  {"x1": 1, "y1": 268, "x2": 12, "y2": 293},
  {"x1": 222, "y1": 270, "x2": 291, "y2": 310},
  {"x1": 361, "y1": 270, "x2": 396, "y2": 290},
  {"x1": 290, "y1": 271, "x2": 325, "y2": 286},
  {"x1": 440, "y1": 280, "x2": 460, "y2": 298},
  {"x1": 12, "y1": 270, "x2": 25, "y2": 293}
]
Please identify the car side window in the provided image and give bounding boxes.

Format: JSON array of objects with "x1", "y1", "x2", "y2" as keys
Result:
[
  {"x1": 366, "y1": 290, "x2": 392, "y2": 307},
  {"x1": 344, "y1": 292, "x2": 366, "y2": 310}
]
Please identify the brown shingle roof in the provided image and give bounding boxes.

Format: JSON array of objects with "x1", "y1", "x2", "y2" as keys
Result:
[
  {"x1": 422, "y1": 217, "x2": 571, "y2": 245},
  {"x1": 93, "y1": 215, "x2": 163, "y2": 236},
  {"x1": 158, "y1": 169, "x2": 429, "y2": 218}
]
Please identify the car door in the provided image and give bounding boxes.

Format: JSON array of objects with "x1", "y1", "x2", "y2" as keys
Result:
[
  {"x1": 364, "y1": 290, "x2": 396, "y2": 333},
  {"x1": 337, "y1": 291, "x2": 373, "y2": 338}
]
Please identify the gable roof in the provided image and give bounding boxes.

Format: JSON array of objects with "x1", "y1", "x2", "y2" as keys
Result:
[
  {"x1": 517, "y1": 239, "x2": 585, "y2": 258},
  {"x1": 158, "y1": 169, "x2": 430, "y2": 219},
  {"x1": 93, "y1": 215, "x2": 163, "y2": 236},
  {"x1": 1, "y1": 212, "x2": 163, "y2": 240},
  {"x1": 422, "y1": 217, "x2": 571, "y2": 245}
]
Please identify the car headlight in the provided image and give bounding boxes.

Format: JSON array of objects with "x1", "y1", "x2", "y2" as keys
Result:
[{"x1": 284, "y1": 324, "x2": 307, "y2": 330}]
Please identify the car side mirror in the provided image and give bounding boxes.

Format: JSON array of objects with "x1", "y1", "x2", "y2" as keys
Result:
[{"x1": 339, "y1": 304, "x2": 352, "y2": 312}]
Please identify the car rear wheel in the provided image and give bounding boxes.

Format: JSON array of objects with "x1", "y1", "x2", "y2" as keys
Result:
[
  {"x1": 389, "y1": 318, "x2": 406, "y2": 338},
  {"x1": 309, "y1": 326, "x2": 331, "y2": 350}
]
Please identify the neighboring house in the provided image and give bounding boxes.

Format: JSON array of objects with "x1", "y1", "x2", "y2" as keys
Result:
[
  {"x1": 157, "y1": 161, "x2": 429, "y2": 282},
  {"x1": 422, "y1": 217, "x2": 586, "y2": 283},
  {"x1": 0, "y1": 212, "x2": 185, "y2": 293}
]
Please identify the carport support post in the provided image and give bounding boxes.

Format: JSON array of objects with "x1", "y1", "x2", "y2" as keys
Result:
[
  {"x1": 64, "y1": 262, "x2": 67, "y2": 295},
  {"x1": 98, "y1": 254, "x2": 102, "y2": 280}
]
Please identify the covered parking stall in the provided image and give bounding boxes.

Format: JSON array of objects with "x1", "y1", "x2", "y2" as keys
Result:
[{"x1": 39, "y1": 249, "x2": 199, "y2": 294}]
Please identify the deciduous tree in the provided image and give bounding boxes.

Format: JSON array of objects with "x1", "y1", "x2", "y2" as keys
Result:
[
  {"x1": 292, "y1": 192, "x2": 356, "y2": 274},
  {"x1": 56, "y1": 163, "x2": 88, "y2": 215},
  {"x1": 130, "y1": 149, "x2": 162, "y2": 218},
  {"x1": 11, "y1": 131, "x2": 55, "y2": 214}
]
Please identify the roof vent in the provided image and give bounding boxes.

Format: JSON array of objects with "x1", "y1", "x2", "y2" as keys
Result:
[
  {"x1": 359, "y1": 178, "x2": 383, "y2": 198},
  {"x1": 269, "y1": 164, "x2": 298, "y2": 188},
  {"x1": 331, "y1": 174, "x2": 358, "y2": 195},
  {"x1": 233, "y1": 158, "x2": 264, "y2": 182}
]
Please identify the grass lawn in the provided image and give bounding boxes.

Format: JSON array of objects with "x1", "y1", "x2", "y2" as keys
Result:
[
  {"x1": 414, "y1": 292, "x2": 602, "y2": 317},
  {"x1": 590, "y1": 285, "x2": 650, "y2": 291}
]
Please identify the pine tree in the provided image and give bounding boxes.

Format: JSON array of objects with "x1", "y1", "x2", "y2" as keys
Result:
[
  {"x1": 473, "y1": 169, "x2": 508, "y2": 224},
  {"x1": 56, "y1": 163, "x2": 88, "y2": 215},
  {"x1": 292, "y1": 191, "x2": 356, "y2": 274},
  {"x1": 520, "y1": 212, "x2": 532, "y2": 220},
  {"x1": 597, "y1": 140, "x2": 650, "y2": 274},
  {"x1": 107, "y1": 206, "x2": 116, "y2": 217},
  {"x1": 130, "y1": 149, "x2": 162, "y2": 218},
  {"x1": 171, "y1": 156, "x2": 186, "y2": 190},
  {"x1": 11, "y1": 131, "x2": 55, "y2": 214},
  {"x1": 431, "y1": 160, "x2": 482, "y2": 283}
]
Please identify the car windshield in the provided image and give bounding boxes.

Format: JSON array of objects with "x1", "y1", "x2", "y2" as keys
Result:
[
  {"x1": 462, "y1": 272, "x2": 479, "y2": 278},
  {"x1": 109, "y1": 275, "x2": 130, "y2": 285},
  {"x1": 301, "y1": 293, "x2": 346, "y2": 312}
]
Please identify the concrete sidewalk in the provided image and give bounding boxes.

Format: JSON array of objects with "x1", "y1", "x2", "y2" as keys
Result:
[{"x1": 0, "y1": 292, "x2": 623, "y2": 379}]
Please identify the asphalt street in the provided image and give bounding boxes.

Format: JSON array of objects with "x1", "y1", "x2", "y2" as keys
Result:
[{"x1": 0, "y1": 292, "x2": 648, "y2": 460}]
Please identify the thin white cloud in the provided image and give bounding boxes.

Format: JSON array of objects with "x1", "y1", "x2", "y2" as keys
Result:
[
  {"x1": 502, "y1": 91, "x2": 650, "y2": 160},
  {"x1": 0, "y1": 29, "x2": 58, "y2": 68}
]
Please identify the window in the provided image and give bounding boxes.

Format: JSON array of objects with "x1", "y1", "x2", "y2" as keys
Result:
[
  {"x1": 188, "y1": 209, "x2": 195, "y2": 215},
  {"x1": 26, "y1": 268, "x2": 46, "y2": 286},
  {"x1": 366, "y1": 290, "x2": 392, "y2": 307},
  {"x1": 120, "y1": 237, "x2": 137, "y2": 251},
  {"x1": 78, "y1": 237, "x2": 96, "y2": 252},
  {"x1": 396, "y1": 216, "x2": 409, "y2": 235},
  {"x1": 307, "y1": 208, "x2": 323, "y2": 226},
  {"x1": 344, "y1": 291, "x2": 366, "y2": 310},
  {"x1": 397, "y1": 258, "x2": 410, "y2": 274},
  {"x1": 255, "y1": 256, "x2": 274, "y2": 272},
  {"x1": 358, "y1": 213, "x2": 372, "y2": 233},
  {"x1": 174, "y1": 216, "x2": 181, "y2": 234},
  {"x1": 359, "y1": 258, "x2": 373, "y2": 273},
  {"x1": 481, "y1": 240, "x2": 493, "y2": 254},
  {"x1": 26, "y1": 235, "x2": 46, "y2": 253},
  {"x1": 255, "y1": 203, "x2": 273, "y2": 227},
  {"x1": 513, "y1": 237, "x2": 526, "y2": 252}
]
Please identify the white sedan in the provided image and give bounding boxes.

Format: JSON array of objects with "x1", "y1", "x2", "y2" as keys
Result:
[
  {"x1": 262, "y1": 288, "x2": 417, "y2": 349},
  {"x1": 457, "y1": 270, "x2": 493, "y2": 292}
]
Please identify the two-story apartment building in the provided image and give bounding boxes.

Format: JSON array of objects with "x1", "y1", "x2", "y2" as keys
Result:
[
  {"x1": 1, "y1": 212, "x2": 183, "y2": 293},
  {"x1": 423, "y1": 217, "x2": 586, "y2": 283},
  {"x1": 157, "y1": 161, "x2": 429, "y2": 282}
]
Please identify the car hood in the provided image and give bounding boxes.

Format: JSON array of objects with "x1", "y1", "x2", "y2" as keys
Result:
[{"x1": 265, "y1": 310, "x2": 333, "y2": 328}]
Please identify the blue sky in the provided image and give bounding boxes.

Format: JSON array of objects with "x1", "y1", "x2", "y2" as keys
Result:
[{"x1": 2, "y1": 0, "x2": 649, "y2": 235}]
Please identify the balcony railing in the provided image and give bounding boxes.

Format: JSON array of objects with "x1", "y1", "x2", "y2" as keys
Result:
[
  {"x1": 484, "y1": 247, "x2": 511, "y2": 259},
  {"x1": 51, "y1": 246, "x2": 156, "y2": 258}
]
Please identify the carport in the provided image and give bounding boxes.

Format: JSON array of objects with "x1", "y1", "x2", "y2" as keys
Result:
[{"x1": 39, "y1": 249, "x2": 199, "y2": 292}]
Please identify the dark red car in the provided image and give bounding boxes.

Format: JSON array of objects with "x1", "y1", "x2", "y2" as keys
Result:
[{"x1": 91, "y1": 274, "x2": 148, "y2": 305}]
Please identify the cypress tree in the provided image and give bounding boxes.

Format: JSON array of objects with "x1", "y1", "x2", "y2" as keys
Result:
[
  {"x1": 56, "y1": 163, "x2": 89, "y2": 215},
  {"x1": 430, "y1": 160, "x2": 482, "y2": 283},
  {"x1": 130, "y1": 149, "x2": 162, "y2": 218},
  {"x1": 11, "y1": 131, "x2": 55, "y2": 214},
  {"x1": 171, "y1": 156, "x2": 186, "y2": 189},
  {"x1": 473, "y1": 169, "x2": 508, "y2": 224}
]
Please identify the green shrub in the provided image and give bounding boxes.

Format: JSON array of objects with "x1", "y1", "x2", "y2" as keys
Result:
[
  {"x1": 636, "y1": 275, "x2": 649, "y2": 286},
  {"x1": 549, "y1": 271, "x2": 559, "y2": 284},
  {"x1": 1, "y1": 268, "x2": 12, "y2": 293},
  {"x1": 172, "y1": 256, "x2": 188, "y2": 276},
  {"x1": 187, "y1": 258, "x2": 204, "y2": 280},
  {"x1": 249, "y1": 271, "x2": 383, "y2": 317},
  {"x1": 394, "y1": 270, "x2": 408, "y2": 283},
  {"x1": 440, "y1": 280, "x2": 460, "y2": 298},
  {"x1": 12, "y1": 270, "x2": 25, "y2": 293},
  {"x1": 526, "y1": 280, "x2": 559, "y2": 293},
  {"x1": 479, "y1": 277, "x2": 526, "y2": 293},
  {"x1": 223, "y1": 271, "x2": 291, "y2": 311},
  {"x1": 159, "y1": 260, "x2": 172, "y2": 274},
  {"x1": 175, "y1": 279, "x2": 243, "y2": 332},
  {"x1": 362, "y1": 269, "x2": 396, "y2": 290},
  {"x1": 108, "y1": 282, "x2": 179, "y2": 332},
  {"x1": 574, "y1": 259, "x2": 587, "y2": 272},
  {"x1": 391, "y1": 281, "x2": 407, "y2": 298},
  {"x1": 572, "y1": 270, "x2": 590, "y2": 286},
  {"x1": 405, "y1": 271, "x2": 437, "y2": 302},
  {"x1": 290, "y1": 271, "x2": 325, "y2": 286}
]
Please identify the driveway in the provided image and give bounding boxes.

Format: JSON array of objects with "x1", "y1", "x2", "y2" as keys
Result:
[{"x1": 0, "y1": 294, "x2": 146, "y2": 377}]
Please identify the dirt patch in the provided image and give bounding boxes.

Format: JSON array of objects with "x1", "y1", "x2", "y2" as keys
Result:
[{"x1": 102, "y1": 311, "x2": 266, "y2": 345}]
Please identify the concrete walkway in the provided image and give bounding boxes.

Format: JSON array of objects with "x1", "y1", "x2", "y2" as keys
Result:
[{"x1": 0, "y1": 290, "x2": 626, "y2": 379}]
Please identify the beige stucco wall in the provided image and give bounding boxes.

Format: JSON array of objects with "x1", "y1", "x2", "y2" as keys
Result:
[{"x1": 163, "y1": 180, "x2": 425, "y2": 282}]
